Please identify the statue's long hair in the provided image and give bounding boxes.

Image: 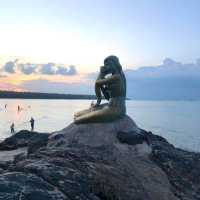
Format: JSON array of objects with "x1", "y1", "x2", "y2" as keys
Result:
[
  {"x1": 104, "y1": 55, "x2": 122, "y2": 73},
  {"x1": 104, "y1": 55, "x2": 126, "y2": 97}
]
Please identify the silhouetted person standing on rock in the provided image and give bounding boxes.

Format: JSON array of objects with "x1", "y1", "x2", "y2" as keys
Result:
[
  {"x1": 10, "y1": 123, "x2": 15, "y2": 134},
  {"x1": 30, "y1": 117, "x2": 35, "y2": 131}
]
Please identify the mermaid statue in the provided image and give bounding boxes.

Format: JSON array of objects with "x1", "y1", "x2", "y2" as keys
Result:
[{"x1": 74, "y1": 55, "x2": 126, "y2": 123}]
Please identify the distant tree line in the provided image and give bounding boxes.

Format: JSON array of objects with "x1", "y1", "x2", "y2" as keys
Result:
[{"x1": 0, "y1": 90, "x2": 96, "y2": 100}]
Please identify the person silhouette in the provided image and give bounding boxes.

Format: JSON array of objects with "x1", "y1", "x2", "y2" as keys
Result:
[
  {"x1": 30, "y1": 117, "x2": 35, "y2": 131},
  {"x1": 10, "y1": 123, "x2": 15, "y2": 134}
]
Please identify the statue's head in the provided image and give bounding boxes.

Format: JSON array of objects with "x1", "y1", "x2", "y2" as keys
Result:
[{"x1": 103, "y1": 55, "x2": 122, "y2": 74}]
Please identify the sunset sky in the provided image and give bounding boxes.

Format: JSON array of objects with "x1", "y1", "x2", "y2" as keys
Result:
[{"x1": 0, "y1": 0, "x2": 200, "y2": 93}]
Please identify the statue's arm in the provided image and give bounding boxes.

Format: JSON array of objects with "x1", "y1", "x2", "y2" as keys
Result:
[
  {"x1": 95, "y1": 82, "x2": 102, "y2": 105},
  {"x1": 95, "y1": 74, "x2": 120, "y2": 86},
  {"x1": 94, "y1": 71, "x2": 105, "y2": 106}
]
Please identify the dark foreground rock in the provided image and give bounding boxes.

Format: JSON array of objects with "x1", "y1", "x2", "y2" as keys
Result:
[
  {"x1": 0, "y1": 115, "x2": 199, "y2": 200},
  {"x1": 0, "y1": 130, "x2": 49, "y2": 151}
]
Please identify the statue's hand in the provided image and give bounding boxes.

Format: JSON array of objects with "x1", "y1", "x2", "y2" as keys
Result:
[{"x1": 92, "y1": 98, "x2": 101, "y2": 108}]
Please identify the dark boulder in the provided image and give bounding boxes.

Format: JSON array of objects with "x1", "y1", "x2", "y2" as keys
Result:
[
  {"x1": 0, "y1": 130, "x2": 49, "y2": 151},
  {"x1": 0, "y1": 172, "x2": 67, "y2": 200},
  {"x1": 117, "y1": 130, "x2": 150, "y2": 145}
]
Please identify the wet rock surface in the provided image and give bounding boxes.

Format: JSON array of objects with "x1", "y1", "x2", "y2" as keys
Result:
[{"x1": 0, "y1": 115, "x2": 199, "y2": 199}]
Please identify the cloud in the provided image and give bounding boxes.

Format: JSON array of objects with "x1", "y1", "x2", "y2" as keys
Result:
[
  {"x1": 56, "y1": 65, "x2": 77, "y2": 76},
  {"x1": 196, "y1": 58, "x2": 200, "y2": 66},
  {"x1": 124, "y1": 58, "x2": 200, "y2": 100},
  {"x1": 1, "y1": 60, "x2": 78, "y2": 76},
  {"x1": 39, "y1": 63, "x2": 56, "y2": 75},
  {"x1": 0, "y1": 75, "x2": 7, "y2": 78},
  {"x1": 18, "y1": 63, "x2": 37, "y2": 75},
  {"x1": 21, "y1": 79, "x2": 92, "y2": 94},
  {"x1": 0, "y1": 82, "x2": 25, "y2": 92},
  {"x1": 125, "y1": 58, "x2": 200, "y2": 78},
  {"x1": 162, "y1": 58, "x2": 181, "y2": 66},
  {"x1": 86, "y1": 72, "x2": 98, "y2": 80},
  {"x1": 3, "y1": 59, "x2": 18, "y2": 74},
  {"x1": 39, "y1": 63, "x2": 78, "y2": 76}
]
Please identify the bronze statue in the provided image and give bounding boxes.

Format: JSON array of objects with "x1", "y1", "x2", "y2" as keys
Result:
[{"x1": 74, "y1": 55, "x2": 126, "y2": 123}]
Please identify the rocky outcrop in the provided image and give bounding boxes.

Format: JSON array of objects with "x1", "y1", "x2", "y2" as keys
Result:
[
  {"x1": 0, "y1": 115, "x2": 199, "y2": 199},
  {"x1": 0, "y1": 130, "x2": 49, "y2": 151},
  {"x1": 149, "y1": 132, "x2": 200, "y2": 200}
]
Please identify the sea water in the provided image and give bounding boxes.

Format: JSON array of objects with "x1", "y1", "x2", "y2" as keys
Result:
[{"x1": 0, "y1": 99, "x2": 200, "y2": 152}]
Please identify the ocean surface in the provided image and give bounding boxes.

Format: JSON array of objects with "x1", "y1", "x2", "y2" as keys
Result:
[{"x1": 0, "y1": 99, "x2": 199, "y2": 152}]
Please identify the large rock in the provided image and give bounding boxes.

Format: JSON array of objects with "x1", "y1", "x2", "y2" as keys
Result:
[
  {"x1": 48, "y1": 115, "x2": 142, "y2": 147},
  {"x1": 41, "y1": 116, "x2": 177, "y2": 200},
  {"x1": 0, "y1": 115, "x2": 199, "y2": 199}
]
